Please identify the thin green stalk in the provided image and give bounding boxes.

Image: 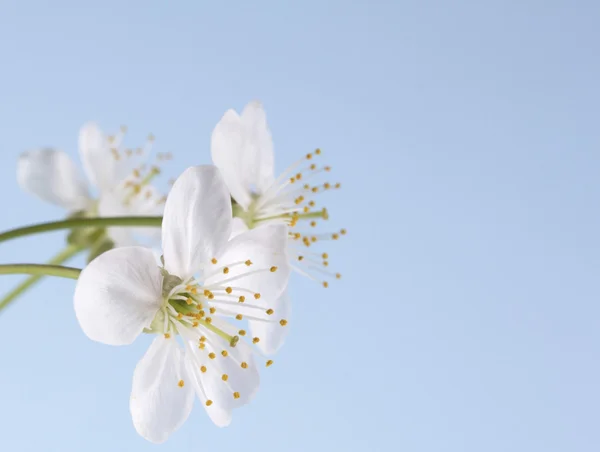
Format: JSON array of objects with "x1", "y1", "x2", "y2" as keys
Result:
[
  {"x1": 0, "y1": 264, "x2": 81, "y2": 279},
  {"x1": 0, "y1": 244, "x2": 83, "y2": 313},
  {"x1": 0, "y1": 216, "x2": 162, "y2": 245}
]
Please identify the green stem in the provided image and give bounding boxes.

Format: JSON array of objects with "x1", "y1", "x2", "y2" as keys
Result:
[
  {"x1": 0, "y1": 244, "x2": 83, "y2": 313},
  {"x1": 0, "y1": 264, "x2": 81, "y2": 279},
  {"x1": 0, "y1": 216, "x2": 162, "y2": 245}
]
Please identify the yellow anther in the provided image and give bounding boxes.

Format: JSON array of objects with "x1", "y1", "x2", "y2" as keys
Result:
[
  {"x1": 233, "y1": 392, "x2": 240, "y2": 399},
  {"x1": 200, "y1": 336, "x2": 207, "y2": 342},
  {"x1": 309, "y1": 201, "x2": 315, "y2": 207},
  {"x1": 190, "y1": 287, "x2": 198, "y2": 294},
  {"x1": 266, "y1": 360, "x2": 274, "y2": 367},
  {"x1": 309, "y1": 164, "x2": 316, "y2": 171},
  {"x1": 221, "y1": 350, "x2": 228, "y2": 357},
  {"x1": 204, "y1": 289, "x2": 211, "y2": 296},
  {"x1": 298, "y1": 256, "x2": 304, "y2": 261},
  {"x1": 164, "y1": 333, "x2": 171, "y2": 339},
  {"x1": 210, "y1": 307, "x2": 216, "y2": 314},
  {"x1": 296, "y1": 172, "x2": 302, "y2": 180},
  {"x1": 311, "y1": 236, "x2": 317, "y2": 242},
  {"x1": 324, "y1": 182, "x2": 331, "y2": 189},
  {"x1": 238, "y1": 329, "x2": 246, "y2": 336},
  {"x1": 311, "y1": 187, "x2": 319, "y2": 193},
  {"x1": 209, "y1": 353, "x2": 216, "y2": 359},
  {"x1": 315, "y1": 148, "x2": 321, "y2": 155},
  {"x1": 336, "y1": 273, "x2": 342, "y2": 279},
  {"x1": 241, "y1": 362, "x2": 248, "y2": 369},
  {"x1": 254, "y1": 293, "x2": 261, "y2": 300},
  {"x1": 211, "y1": 258, "x2": 218, "y2": 264},
  {"x1": 178, "y1": 380, "x2": 185, "y2": 387},
  {"x1": 192, "y1": 321, "x2": 199, "y2": 327},
  {"x1": 197, "y1": 311, "x2": 205, "y2": 318},
  {"x1": 322, "y1": 253, "x2": 328, "y2": 259},
  {"x1": 266, "y1": 309, "x2": 274, "y2": 315},
  {"x1": 208, "y1": 293, "x2": 214, "y2": 300},
  {"x1": 310, "y1": 221, "x2": 317, "y2": 227},
  {"x1": 335, "y1": 182, "x2": 341, "y2": 188},
  {"x1": 148, "y1": 133, "x2": 155, "y2": 141},
  {"x1": 304, "y1": 183, "x2": 310, "y2": 189},
  {"x1": 186, "y1": 297, "x2": 193, "y2": 305},
  {"x1": 225, "y1": 287, "x2": 232, "y2": 294},
  {"x1": 252, "y1": 337, "x2": 260, "y2": 344},
  {"x1": 235, "y1": 314, "x2": 243, "y2": 320},
  {"x1": 280, "y1": 319, "x2": 288, "y2": 326},
  {"x1": 340, "y1": 228, "x2": 347, "y2": 235},
  {"x1": 238, "y1": 295, "x2": 245, "y2": 303},
  {"x1": 245, "y1": 260, "x2": 253, "y2": 266},
  {"x1": 323, "y1": 281, "x2": 329, "y2": 288},
  {"x1": 198, "y1": 343, "x2": 205, "y2": 350},
  {"x1": 289, "y1": 177, "x2": 296, "y2": 183},
  {"x1": 221, "y1": 374, "x2": 229, "y2": 382},
  {"x1": 303, "y1": 206, "x2": 310, "y2": 213},
  {"x1": 270, "y1": 266, "x2": 278, "y2": 272},
  {"x1": 325, "y1": 166, "x2": 332, "y2": 172},
  {"x1": 306, "y1": 153, "x2": 312, "y2": 160},
  {"x1": 205, "y1": 400, "x2": 213, "y2": 406},
  {"x1": 223, "y1": 267, "x2": 229, "y2": 274},
  {"x1": 132, "y1": 169, "x2": 141, "y2": 178},
  {"x1": 200, "y1": 365, "x2": 207, "y2": 373},
  {"x1": 205, "y1": 317, "x2": 212, "y2": 324},
  {"x1": 332, "y1": 233, "x2": 339, "y2": 240}
]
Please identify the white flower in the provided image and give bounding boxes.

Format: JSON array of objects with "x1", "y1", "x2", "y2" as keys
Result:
[
  {"x1": 211, "y1": 101, "x2": 346, "y2": 288},
  {"x1": 74, "y1": 165, "x2": 291, "y2": 443},
  {"x1": 17, "y1": 122, "x2": 168, "y2": 246}
]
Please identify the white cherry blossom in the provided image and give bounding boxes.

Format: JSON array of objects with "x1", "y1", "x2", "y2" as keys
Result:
[
  {"x1": 17, "y1": 122, "x2": 168, "y2": 246},
  {"x1": 74, "y1": 165, "x2": 291, "y2": 443}
]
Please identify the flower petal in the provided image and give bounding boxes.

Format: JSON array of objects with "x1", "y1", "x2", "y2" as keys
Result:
[
  {"x1": 211, "y1": 109, "x2": 253, "y2": 209},
  {"x1": 74, "y1": 246, "x2": 163, "y2": 345},
  {"x1": 162, "y1": 166, "x2": 232, "y2": 280},
  {"x1": 183, "y1": 355, "x2": 232, "y2": 427},
  {"x1": 240, "y1": 101, "x2": 275, "y2": 193},
  {"x1": 180, "y1": 321, "x2": 260, "y2": 410},
  {"x1": 206, "y1": 224, "x2": 291, "y2": 304},
  {"x1": 17, "y1": 148, "x2": 91, "y2": 211},
  {"x1": 230, "y1": 217, "x2": 249, "y2": 239},
  {"x1": 248, "y1": 290, "x2": 291, "y2": 355},
  {"x1": 130, "y1": 337, "x2": 195, "y2": 443},
  {"x1": 78, "y1": 122, "x2": 127, "y2": 191}
]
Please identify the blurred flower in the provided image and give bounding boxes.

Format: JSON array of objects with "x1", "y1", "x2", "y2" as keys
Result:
[
  {"x1": 74, "y1": 166, "x2": 291, "y2": 443},
  {"x1": 17, "y1": 122, "x2": 168, "y2": 248},
  {"x1": 211, "y1": 101, "x2": 346, "y2": 289}
]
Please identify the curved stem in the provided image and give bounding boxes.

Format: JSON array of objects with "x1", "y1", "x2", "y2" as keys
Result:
[
  {"x1": 0, "y1": 264, "x2": 81, "y2": 279},
  {"x1": 0, "y1": 216, "x2": 162, "y2": 245},
  {"x1": 0, "y1": 244, "x2": 83, "y2": 313}
]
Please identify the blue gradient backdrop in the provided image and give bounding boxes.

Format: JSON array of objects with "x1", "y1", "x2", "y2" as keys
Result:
[{"x1": 0, "y1": 1, "x2": 599, "y2": 451}]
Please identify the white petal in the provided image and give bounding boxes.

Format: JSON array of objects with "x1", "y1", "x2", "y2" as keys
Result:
[
  {"x1": 74, "y1": 246, "x2": 163, "y2": 345},
  {"x1": 17, "y1": 148, "x2": 91, "y2": 211},
  {"x1": 162, "y1": 166, "x2": 232, "y2": 280},
  {"x1": 249, "y1": 290, "x2": 291, "y2": 355},
  {"x1": 180, "y1": 322, "x2": 260, "y2": 410},
  {"x1": 230, "y1": 217, "x2": 249, "y2": 239},
  {"x1": 78, "y1": 122, "x2": 126, "y2": 191},
  {"x1": 130, "y1": 337, "x2": 195, "y2": 443},
  {"x1": 183, "y1": 356, "x2": 232, "y2": 427},
  {"x1": 206, "y1": 224, "x2": 291, "y2": 304},
  {"x1": 240, "y1": 101, "x2": 276, "y2": 193}
]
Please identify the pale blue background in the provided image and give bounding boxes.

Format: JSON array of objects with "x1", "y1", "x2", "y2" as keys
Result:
[{"x1": 0, "y1": 1, "x2": 599, "y2": 451}]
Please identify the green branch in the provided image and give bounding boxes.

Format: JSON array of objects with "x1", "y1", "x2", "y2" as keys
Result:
[
  {"x1": 0, "y1": 244, "x2": 83, "y2": 313},
  {"x1": 0, "y1": 216, "x2": 162, "y2": 244},
  {"x1": 0, "y1": 264, "x2": 81, "y2": 280}
]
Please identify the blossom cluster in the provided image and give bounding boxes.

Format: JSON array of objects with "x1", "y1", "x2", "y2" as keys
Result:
[{"x1": 13, "y1": 101, "x2": 344, "y2": 443}]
